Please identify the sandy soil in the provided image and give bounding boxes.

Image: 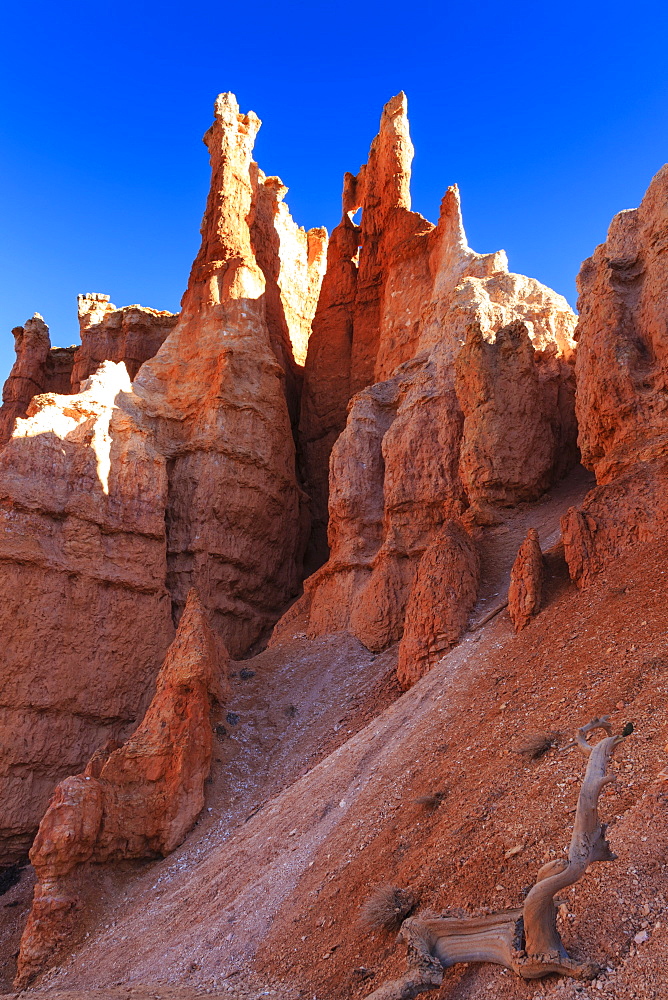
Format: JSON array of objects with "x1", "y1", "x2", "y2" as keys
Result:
[{"x1": 3, "y1": 464, "x2": 668, "y2": 1000}]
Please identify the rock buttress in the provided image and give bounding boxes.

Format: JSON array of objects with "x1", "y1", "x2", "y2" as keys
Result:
[
  {"x1": 563, "y1": 164, "x2": 668, "y2": 585},
  {"x1": 15, "y1": 590, "x2": 226, "y2": 988},
  {"x1": 0, "y1": 362, "x2": 174, "y2": 860}
]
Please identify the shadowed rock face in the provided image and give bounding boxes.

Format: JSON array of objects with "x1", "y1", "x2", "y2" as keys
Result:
[
  {"x1": 563, "y1": 165, "x2": 668, "y2": 586},
  {"x1": 574, "y1": 166, "x2": 668, "y2": 483},
  {"x1": 0, "y1": 93, "x2": 326, "y2": 860},
  {"x1": 15, "y1": 590, "x2": 227, "y2": 989}
]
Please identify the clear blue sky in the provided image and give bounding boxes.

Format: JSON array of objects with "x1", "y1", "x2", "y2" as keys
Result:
[{"x1": 2, "y1": 0, "x2": 668, "y2": 383}]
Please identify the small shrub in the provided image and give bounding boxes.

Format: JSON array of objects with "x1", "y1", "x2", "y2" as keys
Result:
[
  {"x1": 514, "y1": 731, "x2": 560, "y2": 760},
  {"x1": 413, "y1": 790, "x2": 447, "y2": 810},
  {"x1": 360, "y1": 884, "x2": 417, "y2": 932}
]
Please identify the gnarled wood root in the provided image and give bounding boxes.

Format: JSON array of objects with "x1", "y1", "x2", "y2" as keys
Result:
[{"x1": 363, "y1": 717, "x2": 626, "y2": 1000}]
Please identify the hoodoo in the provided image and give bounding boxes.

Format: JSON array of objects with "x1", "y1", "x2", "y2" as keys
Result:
[{"x1": 284, "y1": 93, "x2": 578, "y2": 688}]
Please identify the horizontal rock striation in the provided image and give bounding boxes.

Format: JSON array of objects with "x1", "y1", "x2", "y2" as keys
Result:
[
  {"x1": 0, "y1": 361, "x2": 175, "y2": 861},
  {"x1": 0, "y1": 93, "x2": 324, "y2": 857}
]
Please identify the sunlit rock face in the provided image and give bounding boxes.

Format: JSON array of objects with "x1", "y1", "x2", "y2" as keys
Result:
[
  {"x1": 299, "y1": 95, "x2": 576, "y2": 572},
  {"x1": 0, "y1": 316, "x2": 77, "y2": 446},
  {"x1": 0, "y1": 361, "x2": 174, "y2": 861},
  {"x1": 125, "y1": 93, "x2": 314, "y2": 655},
  {"x1": 290, "y1": 93, "x2": 577, "y2": 685},
  {"x1": 72, "y1": 293, "x2": 179, "y2": 389},
  {"x1": 0, "y1": 93, "x2": 326, "y2": 859},
  {"x1": 0, "y1": 297, "x2": 179, "y2": 448},
  {"x1": 563, "y1": 165, "x2": 668, "y2": 586}
]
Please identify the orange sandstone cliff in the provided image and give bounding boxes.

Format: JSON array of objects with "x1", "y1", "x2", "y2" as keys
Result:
[{"x1": 15, "y1": 589, "x2": 227, "y2": 988}]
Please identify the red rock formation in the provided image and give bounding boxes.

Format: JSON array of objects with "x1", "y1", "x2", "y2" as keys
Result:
[
  {"x1": 0, "y1": 316, "x2": 51, "y2": 445},
  {"x1": 0, "y1": 316, "x2": 78, "y2": 446},
  {"x1": 0, "y1": 93, "x2": 319, "y2": 860},
  {"x1": 299, "y1": 95, "x2": 577, "y2": 573},
  {"x1": 286, "y1": 95, "x2": 577, "y2": 683},
  {"x1": 44, "y1": 345, "x2": 78, "y2": 393},
  {"x1": 0, "y1": 294, "x2": 177, "y2": 449},
  {"x1": 508, "y1": 527, "x2": 544, "y2": 632},
  {"x1": 396, "y1": 520, "x2": 480, "y2": 689},
  {"x1": 127, "y1": 93, "x2": 308, "y2": 654},
  {"x1": 249, "y1": 170, "x2": 327, "y2": 427},
  {"x1": 0, "y1": 361, "x2": 175, "y2": 860},
  {"x1": 561, "y1": 460, "x2": 668, "y2": 588},
  {"x1": 15, "y1": 590, "x2": 226, "y2": 988},
  {"x1": 72, "y1": 293, "x2": 178, "y2": 389},
  {"x1": 563, "y1": 165, "x2": 668, "y2": 585},
  {"x1": 298, "y1": 215, "x2": 359, "y2": 571},
  {"x1": 455, "y1": 321, "x2": 577, "y2": 506},
  {"x1": 574, "y1": 166, "x2": 668, "y2": 484}
]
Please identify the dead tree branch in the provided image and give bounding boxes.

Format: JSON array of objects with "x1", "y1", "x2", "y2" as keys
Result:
[{"x1": 363, "y1": 717, "x2": 627, "y2": 1000}]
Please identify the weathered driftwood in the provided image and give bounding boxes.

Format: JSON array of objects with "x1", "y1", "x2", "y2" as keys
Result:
[{"x1": 364, "y1": 717, "x2": 626, "y2": 999}]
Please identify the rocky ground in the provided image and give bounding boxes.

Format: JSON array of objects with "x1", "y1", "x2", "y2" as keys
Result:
[{"x1": 3, "y1": 463, "x2": 667, "y2": 1000}]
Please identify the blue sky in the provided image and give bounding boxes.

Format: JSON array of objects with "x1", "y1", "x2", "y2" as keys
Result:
[{"x1": 1, "y1": 0, "x2": 668, "y2": 383}]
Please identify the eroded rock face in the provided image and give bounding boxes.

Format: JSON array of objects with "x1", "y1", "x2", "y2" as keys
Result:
[
  {"x1": 455, "y1": 321, "x2": 577, "y2": 506},
  {"x1": 563, "y1": 165, "x2": 668, "y2": 585},
  {"x1": 72, "y1": 293, "x2": 179, "y2": 390},
  {"x1": 0, "y1": 93, "x2": 319, "y2": 859},
  {"x1": 15, "y1": 590, "x2": 226, "y2": 988},
  {"x1": 575, "y1": 166, "x2": 668, "y2": 483},
  {"x1": 299, "y1": 95, "x2": 577, "y2": 573},
  {"x1": 126, "y1": 93, "x2": 309, "y2": 655},
  {"x1": 0, "y1": 361, "x2": 175, "y2": 861},
  {"x1": 396, "y1": 520, "x2": 480, "y2": 689},
  {"x1": 287, "y1": 94, "x2": 578, "y2": 682},
  {"x1": 0, "y1": 316, "x2": 78, "y2": 446},
  {"x1": 508, "y1": 528, "x2": 544, "y2": 632}
]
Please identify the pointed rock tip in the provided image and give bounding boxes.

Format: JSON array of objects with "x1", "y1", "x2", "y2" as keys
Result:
[
  {"x1": 383, "y1": 91, "x2": 408, "y2": 117},
  {"x1": 214, "y1": 92, "x2": 240, "y2": 117},
  {"x1": 182, "y1": 587, "x2": 206, "y2": 620}
]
